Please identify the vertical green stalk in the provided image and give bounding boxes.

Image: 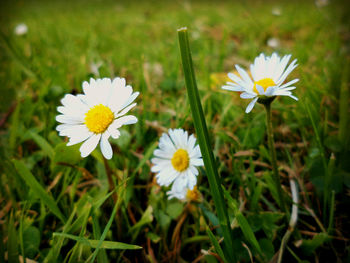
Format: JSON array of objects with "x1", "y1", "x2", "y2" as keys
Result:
[
  {"x1": 323, "y1": 153, "x2": 335, "y2": 223},
  {"x1": 88, "y1": 181, "x2": 125, "y2": 263},
  {"x1": 103, "y1": 158, "x2": 117, "y2": 203},
  {"x1": 177, "y1": 27, "x2": 235, "y2": 262},
  {"x1": 264, "y1": 102, "x2": 287, "y2": 213},
  {"x1": 327, "y1": 190, "x2": 336, "y2": 233},
  {"x1": 339, "y1": 60, "x2": 349, "y2": 145}
]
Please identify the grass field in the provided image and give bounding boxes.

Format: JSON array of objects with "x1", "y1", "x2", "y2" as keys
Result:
[{"x1": 1, "y1": 0, "x2": 350, "y2": 262}]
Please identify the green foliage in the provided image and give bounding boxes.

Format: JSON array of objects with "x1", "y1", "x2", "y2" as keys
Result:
[
  {"x1": 0, "y1": 0, "x2": 349, "y2": 262},
  {"x1": 12, "y1": 159, "x2": 66, "y2": 223},
  {"x1": 53, "y1": 233, "x2": 142, "y2": 250},
  {"x1": 7, "y1": 214, "x2": 19, "y2": 263}
]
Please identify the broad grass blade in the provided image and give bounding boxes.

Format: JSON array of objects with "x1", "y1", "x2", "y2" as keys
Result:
[
  {"x1": 206, "y1": 227, "x2": 228, "y2": 263},
  {"x1": 12, "y1": 159, "x2": 66, "y2": 223},
  {"x1": 7, "y1": 213, "x2": 19, "y2": 263},
  {"x1": 177, "y1": 27, "x2": 234, "y2": 262},
  {"x1": 53, "y1": 233, "x2": 142, "y2": 250}
]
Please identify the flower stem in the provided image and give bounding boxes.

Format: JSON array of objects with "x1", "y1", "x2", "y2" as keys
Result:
[
  {"x1": 264, "y1": 102, "x2": 287, "y2": 213},
  {"x1": 103, "y1": 158, "x2": 117, "y2": 203}
]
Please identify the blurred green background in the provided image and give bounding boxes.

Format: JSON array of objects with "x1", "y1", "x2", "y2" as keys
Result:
[{"x1": 0, "y1": 0, "x2": 349, "y2": 262}]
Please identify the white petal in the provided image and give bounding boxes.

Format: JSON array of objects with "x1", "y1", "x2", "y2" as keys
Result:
[
  {"x1": 111, "y1": 77, "x2": 126, "y2": 90},
  {"x1": 187, "y1": 134, "x2": 196, "y2": 152},
  {"x1": 245, "y1": 97, "x2": 259, "y2": 113},
  {"x1": 57, "y1": 105, "x2": 87, "y2": 117},
  {"x1": 56, "y1": 124, "x2": 73, "y2": 132},
  {"x1": 115, "y1": 103, "x2": 137, "y2": 117},
  {"x1": 180, "y1": 129, "x2": 188, "y2": 148},
  {"x1": 228, "y1": 72, "x2": 243, "y2": 84},
  {"x1": 256, "y1": 85, "x2": 265, "y2": 95},
  {"x1": 156, "y1": 166, "x2": 178, "y2": 186},
  {"x1": 277, "y1": 59, "x2": 298, "y2": 85},
  {"x1": 288, "y1": 94, "x2": 298, "y2": 101},
  {"x1": 279, "y1": 78, "x2": 299, "y2": 89},
  {"x1": 250, "y1": 64, "x2": 257, "y2": 80},
  {"x1": 151, "y1": 157, "x2": 171, "y2": 166},
  {"x1": 222, "y1": 85, "x2": 245, "y2": 92},
  {"x1": 274, "y1": 90, "x2": 299, "y2": 101},
  {"x1": 153, "y1": 149, "x2": 174, "y2": 159},
  {"x1": 187, "y1": 171, "x2": 197, "y2": 190},
  {"x1": 189, "y1": 145, "x2": 202, "y2": 159},
  {"x1": 191, "y1": 158, "x2": 204, "y2": 166},
  {"x1": 56, "y1": 114, "x2": 83, "y2": 124},
  {"x1": 107, "y1": 125, "x2": 121, "y2": 139},
  {"x1": 79, "y1": 134, "x2": 101, "y2": 158},
  {"x1": 235, "y1": 65, "x2": 254, "y2": 87},
  {"x1": 172, "y1": 175, "x2": 188, "y2": 192},
  {"x1": 61, "y1": 94, "x2": 84, "y2": 108},
  {"x1": 108, "y1": 85, "x2": 133, "y2": 112},
  {"x1": 273, "y1": 54, "x2": 291, "y2": 81},
  {"x1": 279, "y1": 86, "x2": 296, "y2": 91},
  {"x1": 100, "y1": 133, "x2": 113, "y2": 159},
  {"x1": 240, "y1": 92, "x2": 257, "y2": 99},
  {"x1": 120, "y1": 92, "x2": 139, "y2": 110},
  {"x1": 59, "y1": 124, "x2": 90, "y2": 138},
  {"x1": 111, "y1": 115, "x2": 138, "y2": 129},
  {"x1": 265, "y1": 86, "x2": 276, "y2": 96},
  {"x1": 274, "y1": 90, "x2": 292, "y2": 96},
  {"x1": 167, "y1": 188, "x2": 187, "y2": 200},
  {"x1": 168, "y1": 129, "x2": 181, "y2": 148},
  {"x1": 151, "y1": 162, "x2": 169, "y2": 172},
  {"x1": 67, "y1": 132, "x2": 92, "y2": 146},
  {"x1": 189, "y1": 165, "x2": 199, "y2": 176},
  {"x1": 159, "y1": 133, "x2": 176, "y2": 153}
]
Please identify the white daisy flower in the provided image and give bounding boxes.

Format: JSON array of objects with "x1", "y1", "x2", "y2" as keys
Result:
[
  {"x1": 151, "y1": 129, "x2": 204, "y2": 192},
  {"x1": 267, "y1": 37, "x2": 280, "y2": 48},
  {"x1": 167, "y1": 187, "x2": 188, "y2": 200},
  {"x1": 167, "y1": 185, "x2": 201, "y2": 202},
  {"x1": 56, "y1": 77, "x2": 139, "y2": 159},
  {"x1": 14, "y1": 23, "x2": 28, "y2": 36},
  {"x1": 222, "y1": 53, "x2": 298, "y2": 113},
  {"x1": 271, "y1": 7, "x2": 282, "y2": 16}
]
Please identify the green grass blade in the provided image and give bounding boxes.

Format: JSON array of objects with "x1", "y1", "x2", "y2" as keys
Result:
[
  {"x1": 28, "y1": 131, "x2": 55, "y2": 160},
  {"x1": 0, "y1": 32, "x2": 36, "y2": 79},
  {"x1": 9, "y1": 102, "x2": 21, "y2": 152},
  {"x1": 129, "y1": 205, "x2": 153, "y2": 241},
  {"x1": 7, "y1": 213, "x2": 20, "y2": 263},
  {"x1": 222, "y1": 187, "x2": 262, "y2": 254},
  {"x1": 304, "y1": 99, "x2": 329, "y2": 223},
  {"x1": 43, "y1": 206, "x2": 77, "y2": 263},
  {"x1": 88, "y1": 181, "x2": 127, "y2": 262},
  {"x1": 0, "y1": 224, "x2": 4, "y2": 263},
  {"x1": 177, "y1": 27, "x2": 234, "y2": 262},
  {"x1": 12, "y1": 159, "x2": 66, "y2": 223},
  {"x1": 52, "y1": 233, "x2": 142, "y2": 250},
  {"x1": 235, "y1": 212, "x2": 262, "y2": 254},
  {"x1": 327, "y1": 190, "x2": 336, "y2": 233},
  {"x1": 131, "y1": 141, "x2": 158, "y2": 178},
  {"x1": 339, "y1": 60, "x2": 349, "y2": 145},
  {"x1": 304, "y1": 100, "x2": 327, "y2": 171},
  {"x1": 206, "y1": 227, "x2": 228, "y2": 263},
  {"x1": 92, "y1": 213, "x2": 109, "y2": 263},
  {"x1": 19, "y1": 205, "x2": 27, "y2": 263}
]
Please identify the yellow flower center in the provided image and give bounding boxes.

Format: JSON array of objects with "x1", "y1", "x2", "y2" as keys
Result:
[
  {"x1": 186, "y1": 186, "x2": 200, "y2": 202},
  {"x1": 253, "y1": 78, "x2": 276, "y2": 94},
  {"x1": 171, "y1": 149, "x2": 190, "y2": 172},
  {"x1": 84, "y1": 104, "x2": 114, "y2": 134}
]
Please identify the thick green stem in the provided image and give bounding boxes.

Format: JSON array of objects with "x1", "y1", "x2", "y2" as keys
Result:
[{"x1": 264, "y1": 102, "x2": 287, "y2": 213}]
